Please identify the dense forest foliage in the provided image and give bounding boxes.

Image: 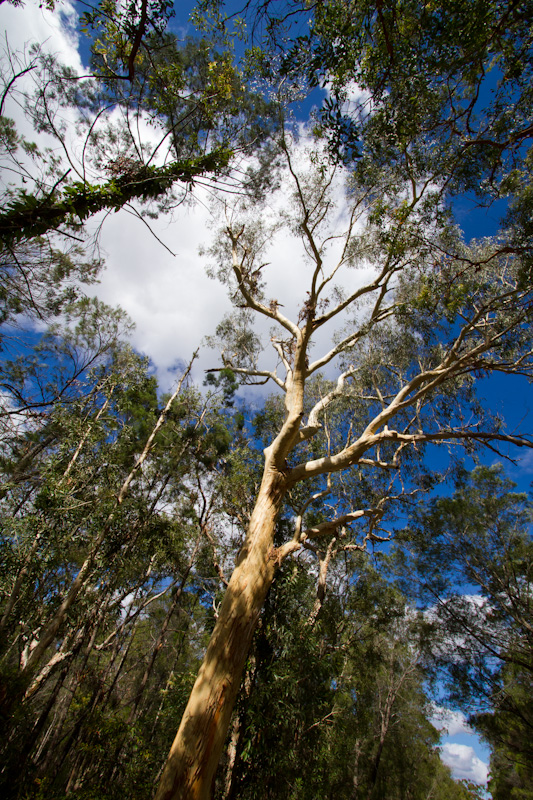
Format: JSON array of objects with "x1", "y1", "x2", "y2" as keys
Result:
[{"x1": 1, "y1": 1, "x2": 533, "y2": 799}]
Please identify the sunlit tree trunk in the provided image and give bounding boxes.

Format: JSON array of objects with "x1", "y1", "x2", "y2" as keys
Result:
[
  {"x1": 154, "y1": 465, "x2": 289, "y2": 800},
  {"x1": 153, "y1": 119, "x2": 533, "y2": 798},
  {"x1": 155, "y1": 321, "x2": 308, "y2": 800}
]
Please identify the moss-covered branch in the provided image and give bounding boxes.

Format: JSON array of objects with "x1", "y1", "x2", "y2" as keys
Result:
[{"x1": 0, "y1": 148, "x2": 232, "y2": 245}]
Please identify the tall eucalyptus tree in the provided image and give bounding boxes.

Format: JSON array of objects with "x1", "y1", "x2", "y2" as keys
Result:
[
  {"x1": 154, "y1": 124, "x2": 533, "y2": 798},
  {"x1": 150, "y1": 4, "x2": 533, "y2": 793}
]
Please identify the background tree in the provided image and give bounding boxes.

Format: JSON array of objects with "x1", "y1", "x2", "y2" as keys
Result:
[
  {"x1": 218, "y1": 553, "x2": 478, "y2": 800},
  {"x1": 0, "y1": 306, "x2": 242, "y2": 798},
  {"x1": 396, "y1": 465, "x2": 533, "y2": 800},
  {"x1": 3, "y1": 2, "x2": 533, "y2": 797},
  {"x1": 275, "y1": 0, "x2": 533, "y2": 265}
]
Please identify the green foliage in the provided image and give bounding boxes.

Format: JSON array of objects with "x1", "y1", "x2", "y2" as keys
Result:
[
  {"x1": 0, "y1": 280, "x2": 244, "y2": 799},
  {"x1": 0, "y1": 0, "x2": 277, "y2": 247},
  {"x1": 4, "y1": 2, "x2": 533, "y2": 797},
  {"x1": 475, "y1": 662, "x2": 533, "y2": 800},
  {"x1": 204, "y1": 367, "x2": 239, "y2": 407},
  {"x1": 0, "y1": 237, "x2": 101, "y2": 344},
  {"x1": 264, "y1": 0, "x2": 533, "y2": 284},
  {"x1": 219, "y1": 556, "x2": 471, "y2": 800},
  {"x1": 397, "y1": 465, "x2": 533, "y2": 798}
]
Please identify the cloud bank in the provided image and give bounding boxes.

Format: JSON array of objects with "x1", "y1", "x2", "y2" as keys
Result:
[{"x1": 440, "y1": 742, "x2": 489, "y2": 785}]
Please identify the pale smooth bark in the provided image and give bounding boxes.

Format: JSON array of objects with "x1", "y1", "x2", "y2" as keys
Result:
[
  {"x1": 154, "y1": 463, "x2": 288, "y2": 800},
  {"x1": 0, "y1": 530, "x2": 42, "y2": 634},
  {"x1": 155, "y1": 238, "x2": 311, "y2": 796}
]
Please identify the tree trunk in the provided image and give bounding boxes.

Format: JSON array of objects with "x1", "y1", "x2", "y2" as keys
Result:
[
  {"x1": 0, "y1": 531, "x2": 42, "y2": 633},
  {"x1": 128, "y1": 534, "x2": 200, "y2": 726},
  {"x1": 222, "y1": 658, "x2": 255, "y2": 800},
  {"x1": 222, "y1": 713, "x2": 241, "y2": 800},
  {"x1": 154, "y1": 466, "x2": 286, "y2": 800},
  {"x1": 20, "y1": 363, "x2": 195, "y2": 678}
]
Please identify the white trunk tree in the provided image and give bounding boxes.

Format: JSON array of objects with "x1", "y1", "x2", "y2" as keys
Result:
[{"x1": 155, "y1": 134, "x2": 533, "y2": 799}]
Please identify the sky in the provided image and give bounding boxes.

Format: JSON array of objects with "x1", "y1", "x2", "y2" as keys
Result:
[
  {"x1": 432, "y1": 707, "x2": 489, "y2": 786},
  {"x1": 2, "y1": 0, "x2": 532, "y2": 791}
]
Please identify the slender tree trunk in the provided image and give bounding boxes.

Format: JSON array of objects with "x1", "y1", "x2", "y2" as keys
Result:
[
  {"x1": 366, "y1": 657, "x2": 416, "y2": 800},
  {"x1": 128, "y1": 534, "x2": 200, "y2": 726},
  {"x1": 1, "y1": 392, "x2": 112, "y2": 637},
  {"x1": 20, "y1": 360, "x2": 196, "y2": 678},
  {"x1": 222, "y1": 659, "x2": 255, "y2": 800},
  {"x1": 149, "y1": 608, "x2": 197, "y2": 744},
  {"x1": 350, "y1": 739, "x2": 362, "y2": 800},
  {"x1": 0, "y1": 665, "x2": 69, "y2": 787},
  {"x1": 35, "y1": 667, "x2": 84, "y2": 779},
  {"x1": 0, "y1": 530, "x2": 42, "y2": 633},
  {"x1": 60, "y1": 392, "x2": 113, "y2": 482},
  {"x1": 24, "y1": 615, "x2": 88, "y2": 700},
  {"x1": 222, "y1": 714, "x2": 241, "y2": 800},
  {"x1": 21, "y1": 527, "x2": 107, "y2": 674},
  {"x1": 154, "y1": 466, "x2": 288, "y2": 800},
  {"x1": 33, "y1": 594, "x2": 110, "y2": 780}
]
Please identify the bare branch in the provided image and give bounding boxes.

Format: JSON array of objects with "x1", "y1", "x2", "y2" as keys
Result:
[{"x1": 228, "y1": 226, "x2": 301, "y2": 339}]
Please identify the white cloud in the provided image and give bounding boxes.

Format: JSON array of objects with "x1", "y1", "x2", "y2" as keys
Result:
[
  {"x1": 324, "y1": 77, "x2": 373, "y2": 117},
  {"x1": 1, "y1": 1, "x2": 86, "y2": 188},
  {"x1": 0, "y1": 390, "x2": 32, "y2": 441},
  {"x1": 432, "y1": 705, "x2": 490, "y2": 788},
  {"x1": 2, "y1": 1, "x2": 82, "y2": 71},
  {"x1": 92, "y1": 201, "x2": 234, "y2": 387},
  {"x1": 1, "y1": 3, "x2": 230, "y2": 386},
  {"x1": 86, "y1": 126, "x2": 379, "y2": 389},
  {"x1": 440, "y1": 742, "x2": 489, "y2": 785},
  {"x1": 431, "y1": 706, "x2": 471, "y2": 737},
  {"x1": 424, "y1": 593, "x2": 489, "y2": 630},
  {"x1": 515, "y1": 449, "x2": 533, "y2": 476}
]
